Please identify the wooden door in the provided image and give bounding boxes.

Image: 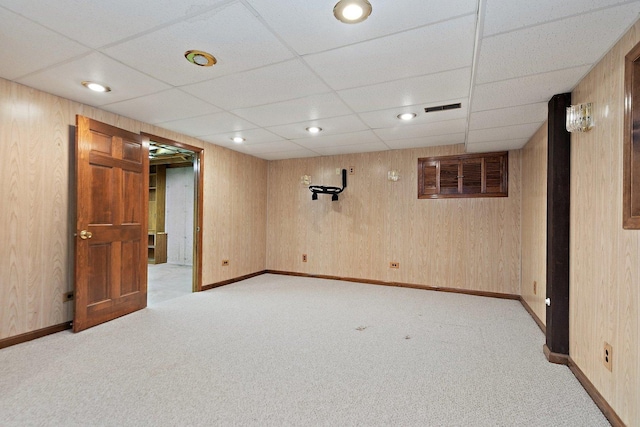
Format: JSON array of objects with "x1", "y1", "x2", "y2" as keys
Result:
[{"x1": 74, "y1": 116, "x2": 149, "y2": 332}]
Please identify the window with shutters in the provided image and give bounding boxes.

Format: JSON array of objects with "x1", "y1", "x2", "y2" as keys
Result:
[{"x1": 418, "y1": 152, "x2": 508, "y2": 199}]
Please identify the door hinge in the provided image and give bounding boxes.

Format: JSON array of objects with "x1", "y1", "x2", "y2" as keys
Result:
[{"x1": 545, "y1": 298, "x2": 551, "y2": 307}]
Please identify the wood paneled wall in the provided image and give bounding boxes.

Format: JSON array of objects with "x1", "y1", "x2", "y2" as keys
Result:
[
  {"x1": 521, "y1": 122, "x2": 548, "y2": 324},
  {"x1": 267, "y1": 145, "x2": 521, "y2": 294},
  {"x1": 570, "y1": 20, "x2": 640, "y2": 426},
  {"x1": 0, "y1": 78, "x2": 267, "y2": 340},
  {"x1": 202, "y1": 145, "x2": 267, "y2": 284}
]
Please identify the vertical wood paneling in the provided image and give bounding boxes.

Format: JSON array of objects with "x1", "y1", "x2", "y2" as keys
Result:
[
  {"x1": 521, "y1": 122, "x2": 548, "y2": 324},
  {"x1": 0, "y1": 77, "x2": 267, "y2": 340},
  {"x1": 201, "y1": 146, "x2": 267, "y2": 285},
  {"x1": 570, "y1": 20, "x2": 640, "y2": 426},
  {"x1": 266, "y1": 145, "x2": 521, "y2": 295}
]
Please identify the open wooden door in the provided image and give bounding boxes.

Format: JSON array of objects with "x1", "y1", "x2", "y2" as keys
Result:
[{"x1": 74, "y1": 116, "x2": 149, "y2": 332}]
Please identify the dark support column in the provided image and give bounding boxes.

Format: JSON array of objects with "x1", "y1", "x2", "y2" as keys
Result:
[{"x1": 544, "y1": 93, "x2": 571, "y2": 364}]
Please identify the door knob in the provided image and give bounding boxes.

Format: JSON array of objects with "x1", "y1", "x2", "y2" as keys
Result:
[{"x1": 79, "y1": 230, "x2": 93, "y2": 240}]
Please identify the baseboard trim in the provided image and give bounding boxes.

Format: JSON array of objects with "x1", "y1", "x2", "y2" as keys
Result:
[
  {"x1": 519, "y1": 297, "x2": 546, "y2": 334},
  {"x1": 201, "y1": 270, "x2": 267, "y2": 291},
  {"x1": 265, "y1": 270, "x2": 520, "y2": 300},
  {"x1": 543, "y1": 344, "x2": 569, "y2": 365},
  {"x1": 0, "y1": 321, "x2": 72, "y2": 350},
  {"x1": 567, "y1": 357, "x2": 626, "y2": 427}
]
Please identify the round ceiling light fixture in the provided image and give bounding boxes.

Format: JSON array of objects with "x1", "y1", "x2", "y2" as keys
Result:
[
  {"x1": 333, "y1": 0, "x2": 372, "y2": 24},
  {"x1": 81, "y1": 81, "x2": 111, "y2": 93},
  {"x1": 397, "y1": 112, "x2": 417, "y2": 121},
  {"x1": 184, "y1": 50, "x2": 217, "y2": 67},
  {"x1": 231, "y1": 136, "x2": 245, "y2": 144},
  {"x1": 306, "y1": 126, "x2": 323, "y2": 134}
]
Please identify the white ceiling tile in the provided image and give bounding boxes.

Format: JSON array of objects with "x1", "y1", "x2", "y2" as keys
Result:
[
  {"x1": 102, "y1": 3, "x2": 294, "y2": 86},
  {"x1": 374, "y1": 119, "x2": 467, "y2": 142},
  {"x1": 157, "y1": 112, "x2": 257, "y2": 137},
  {"x1": 384, "y1": 133, "x2": 466, "y2": 150},
  {"x1": 244, "y1": 0, "x2": 478, "y2": 55},
  {"x1": 358, "y1": 99, "x2": 468, "y2": 129},
  {"x1": 0, "y1": 7, "x2": 90, "y2": 80},
  {"x1": 304, "y1": 15, "x2": 476, "y2": 90},
  {"x1": 339, "y1": 68, "x2": 472, "y2": 113},
  {"x1": 471, "y1": 66, "x2": 591, "y2": 112},
  {"x1": 255, "y1": 149, "x2": 320, "y2": 161},
  {"x1": 292, "y1": 130, "x2": 383, "y2": 149},
  {"x1": 467, "y1": 123, "x2": 542, "y2": 144},
  {"x1": 232, "y1": 93, "x2": 353, "y2": 127},
  {"x1": 16, "y1": 52, "x2": 171, "y2": 107},
  {"x1": 0, "y1": 0, "x2": 232, "y2": 48},
  {"x1": 182, "y1": 60, "x2": 330, "y2": 110},
  {"x1": 267, "y1": 115, "x2": 370, "y2": 140},
  {"x1": 469, "y1": 103, "x2": 548, "y2": 130},
  {"x1": 476, "y1": 4, "x2": 640, "y2": 84},
  {"x1": 483, "y1": 0, "x2": 637, "y2": 36},
  {"x1": 102, "y1": 89, "x2": 220, "y2": 124},
  {"x1": 313, "y1": 142, "x2": 390, "y2": 157},
  {"x1": 201, "y1": 128, "x2": 284, "y2": 146},
  {"x1": 242, "y1": 141, "x2": 306, "y2": 155},
  {"x1": 466, "y1": 139, "x2": 530, "y2": 153}
]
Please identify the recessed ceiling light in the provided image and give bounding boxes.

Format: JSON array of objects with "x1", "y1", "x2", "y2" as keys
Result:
[
  {"x1": 81, "y1": 81, "x2": 111, "y2": 93},
  {"x1": 333, "y1": 0, "x2": 372, "y2": 24},
  {"x1": 306, "y1": 126, "x2": 322, "y2": 134},
  {"x1": 231, "y1": 137, "x2": 245, "y2": 144},
  {"x1": 185, "y1": 50, "x2": 217, "y2": 67},
  {"x1": 397, "y1": 113, "x2": 417, "y2": 121}
]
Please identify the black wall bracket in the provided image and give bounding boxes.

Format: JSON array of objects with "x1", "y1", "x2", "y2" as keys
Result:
[{"x1": 309, "y1": 169, "x2": 347, "y2": 201}]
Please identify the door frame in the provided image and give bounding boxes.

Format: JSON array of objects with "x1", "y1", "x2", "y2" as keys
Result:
[{"x1": 142, "y1": 133, "x2": 204, "y2": 292}]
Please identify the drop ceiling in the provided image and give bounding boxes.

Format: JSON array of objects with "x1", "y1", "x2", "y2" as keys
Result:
[{"x1": 1, "y1": 0, "x2": 639, "y2": 160}]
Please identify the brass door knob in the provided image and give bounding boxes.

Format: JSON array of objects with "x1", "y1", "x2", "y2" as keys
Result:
[{"x1": 79, "y1": 230, "x2": 93, "y2": 240}]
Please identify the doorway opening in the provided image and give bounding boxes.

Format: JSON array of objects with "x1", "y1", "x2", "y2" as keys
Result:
[{"x1": 144, "y1": 134, "x2": 203, "y2": 305}]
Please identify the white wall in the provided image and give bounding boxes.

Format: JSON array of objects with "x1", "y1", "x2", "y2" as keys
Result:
[{"x1": 165, "y1": 166, "x2": 194, "y2": 266}]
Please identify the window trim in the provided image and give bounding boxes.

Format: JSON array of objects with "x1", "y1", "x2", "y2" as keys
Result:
[
  {"x1": 418, "y1": 151, "x2": 508, "y2": 199},
  {"x1": 623, "y1": 40, "x2": 640, "y2": 229}
]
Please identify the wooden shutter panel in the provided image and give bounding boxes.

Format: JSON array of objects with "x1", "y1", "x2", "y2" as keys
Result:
[
  {"x1": 485, "y1": 154, "x2": 506, "y2": 193},
  {"x1": 439, "y1": 160, "x2": 459, "y2": 194},
  {"x1": 461, "y1": 158, "x2": 482, "y2": 194},
  {"x1": 419, "y1": 160, "x2": 439, "y2": 196}
]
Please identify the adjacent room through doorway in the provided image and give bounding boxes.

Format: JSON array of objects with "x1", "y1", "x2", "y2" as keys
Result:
[{"x1": 147, "y1": 139, "x2": 199, "y2": 305}]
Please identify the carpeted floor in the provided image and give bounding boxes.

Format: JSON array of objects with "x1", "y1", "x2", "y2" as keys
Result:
[
  {"x1": 147, "y1": 263, "x2": 193, "y2": 305},
  {"x1": 0, "y1": 274, "x2": 609, "y2": 426}
]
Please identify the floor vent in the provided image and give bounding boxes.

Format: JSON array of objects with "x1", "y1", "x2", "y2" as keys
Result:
[{"x1": 424, "y1": 103, "x2": 462, "y2": 113}]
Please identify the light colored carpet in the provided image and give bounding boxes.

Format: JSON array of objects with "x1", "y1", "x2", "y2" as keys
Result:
[
  {"x1": 147, "y1": 263, "x2": 193, "y2": 306},
  {"x1": 0, "y1": 274, "x2": 608, "y2": 426}
]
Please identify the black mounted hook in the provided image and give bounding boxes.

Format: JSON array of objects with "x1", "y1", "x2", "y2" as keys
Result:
[{"x1": 309, "y1": 169, "x2": 347, "y2": 201}]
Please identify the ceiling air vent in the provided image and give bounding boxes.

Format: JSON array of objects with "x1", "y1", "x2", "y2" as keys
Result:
[{"x1": 424, "y1": 103, "x2": 462, "y2": 113}]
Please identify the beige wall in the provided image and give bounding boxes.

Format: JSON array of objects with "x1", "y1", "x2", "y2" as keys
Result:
[
  {"x1": 0, "y1": 78, "x2": 267, "y2": 340},
  {"x1": 267, "y1": 145, "x2": 521, "y2": 294},
  {"x1": 570, "y1": 21, "x2": 640, "y2": 426},
  {"x1": 520, "y1": 122, "x2": 548, "y2": 324}
]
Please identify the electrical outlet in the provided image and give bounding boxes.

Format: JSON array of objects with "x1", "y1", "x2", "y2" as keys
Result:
[
  {"x1": 349, "y1": 166, "x2": 355, "y2": 175},
  {"x1": 533, "y1": 281, "x2": 537, "y2": 295},
  {"x1": 390, "y1": 262, "x2": 399, "y2": 269},
  {"x1": 222, "y1": 260, "x2": 229, "y2": 266},
  {"x1": 603, "y1": 342, "x2": 613, "y2": 371},
  {"x1": 63, "y1": 291, "x2": 74, "y2": 302},
  {"x1": 336, "y1": 168, "x2": 341, "y2": 175},
  {"x1": 302, "y1": 254, "x2": 308, "y2": 262}
]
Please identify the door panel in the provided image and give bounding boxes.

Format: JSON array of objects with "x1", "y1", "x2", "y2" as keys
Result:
[{"x1": 74, "y1": 116, "x2": 148, "y2": 332}]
